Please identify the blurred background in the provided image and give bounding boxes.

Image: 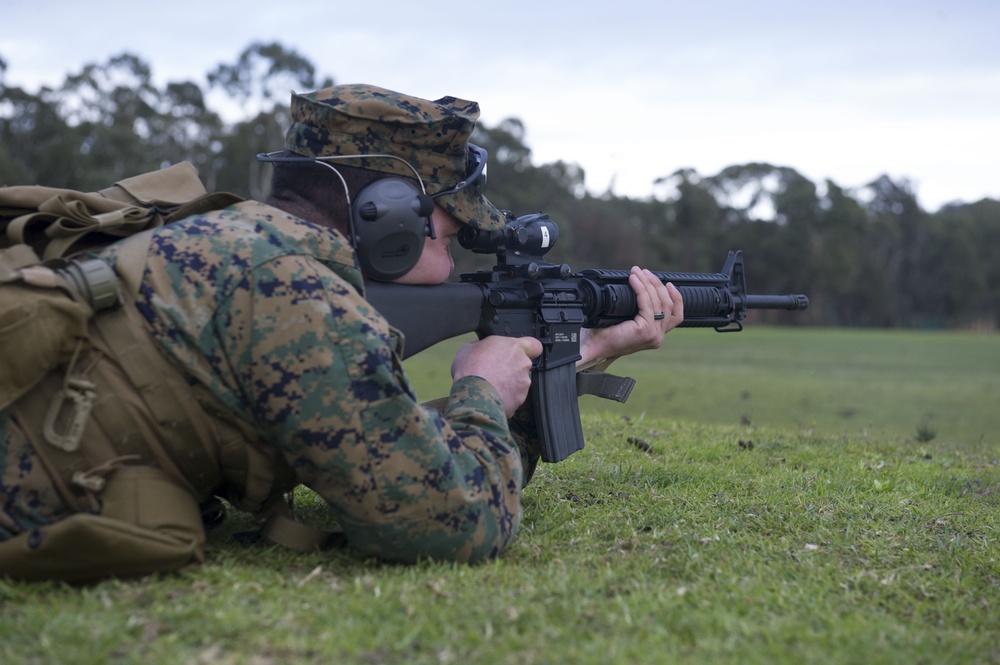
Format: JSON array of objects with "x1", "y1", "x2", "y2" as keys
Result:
[{"x1": 3, "y1": 0, "x2": 998, "y2": 329}]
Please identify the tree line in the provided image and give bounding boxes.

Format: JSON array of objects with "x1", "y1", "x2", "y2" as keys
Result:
[{"x1": 2, "y1": 44, "x2": 997, "y2": 330}]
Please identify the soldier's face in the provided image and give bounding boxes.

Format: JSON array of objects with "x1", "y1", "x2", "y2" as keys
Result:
[{"x1": 392, "y1": 207, "x2": 461, "y2": 285}]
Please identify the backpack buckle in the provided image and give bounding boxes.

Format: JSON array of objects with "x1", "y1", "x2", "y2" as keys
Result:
[{"x1": 42, "y1": 377, "x2": 97, "y2": 452}]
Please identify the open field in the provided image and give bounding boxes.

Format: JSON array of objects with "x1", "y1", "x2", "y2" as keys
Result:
[
  {"x1": 405, "y1": 326, "x2": 1000, "y2": 453},
  {"x1": 1, "y1": 327, "x2": 998, "y2": 664}
]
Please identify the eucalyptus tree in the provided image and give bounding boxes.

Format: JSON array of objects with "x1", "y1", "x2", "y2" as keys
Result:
[{"x1": 207, "y1": 41, "x2": 331, "y2": 199}]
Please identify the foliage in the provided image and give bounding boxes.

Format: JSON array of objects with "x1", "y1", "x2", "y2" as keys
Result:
[{"x1": 2, "y1": 45, "x2": 999, "y2": 329}]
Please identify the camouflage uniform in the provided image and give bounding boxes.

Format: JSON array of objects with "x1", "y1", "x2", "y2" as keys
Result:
[{"x1": 0, "y1": 85, "x2": 537, "y2": 564}]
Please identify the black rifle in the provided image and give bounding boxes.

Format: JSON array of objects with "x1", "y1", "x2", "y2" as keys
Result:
[{"x1": 365, "y1": 212, "x2": 809, "y2": 463}]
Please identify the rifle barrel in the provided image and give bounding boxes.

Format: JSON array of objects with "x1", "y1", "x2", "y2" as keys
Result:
[{"x1": 744, "y1": 294, "x2": 810, "y2": 310}]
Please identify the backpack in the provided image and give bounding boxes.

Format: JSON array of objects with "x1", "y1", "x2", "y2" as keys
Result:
[
  {"x1": 0, "y1": 162, "x2": 242, "y2": 410},
  {"x1": 0, "y1": 164, "x2": 339, "y2": 582}
]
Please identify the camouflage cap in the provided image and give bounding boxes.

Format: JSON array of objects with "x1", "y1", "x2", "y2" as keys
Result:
[{"x1": 284, "y1": 84, "x2": 504, "y2": 231}]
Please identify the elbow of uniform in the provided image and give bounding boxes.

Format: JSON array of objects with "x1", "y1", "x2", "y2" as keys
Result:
[
  {"x1": 458, "y1": 496, "x2": 523, "y2": 564},
  {"x1": 412, "y1": 505, "x2": 522, "y2": 565},
  {"x1": 345, "y1": 502, "x2": 522, "y2": 565}
]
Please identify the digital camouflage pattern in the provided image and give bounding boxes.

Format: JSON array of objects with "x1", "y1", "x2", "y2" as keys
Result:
[
  {"x1": 0, "y1": 413, "x2": 70, "y2": 539},
  {"x1": 0, "y1": 201, "x2": 528, "y2": 562},
  {"x1": 284, "y1": 84, "x2": 505, "y2": 231}
]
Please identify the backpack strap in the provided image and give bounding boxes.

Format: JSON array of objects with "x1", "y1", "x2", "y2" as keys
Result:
[
  {"x1": 89, "y1": 291, "x2": 223, "y2": 496},
  {"x1": 112, "y1": 227, "x2": 156, "y2": 298}
]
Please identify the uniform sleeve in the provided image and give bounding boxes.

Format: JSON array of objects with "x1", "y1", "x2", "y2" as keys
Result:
[{"x1": 218, "y1": 254, "x2": 525, "y2": 563}]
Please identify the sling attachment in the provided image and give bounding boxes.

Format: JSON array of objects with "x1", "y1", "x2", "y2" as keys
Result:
[
  {"x1": 575, "y1": 370, "x2": 636, "y2": 403},
  {"x1": 575, "y1": 356, "x2": 635, "y2": 403}
]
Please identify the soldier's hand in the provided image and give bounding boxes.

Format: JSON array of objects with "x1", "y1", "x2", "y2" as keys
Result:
[
  {"x1": 579, "y1": 267, "x2": 684, "y2": 366},
  {"x1": 452, "y1": 336, "x2": 543, "y2": 417}
]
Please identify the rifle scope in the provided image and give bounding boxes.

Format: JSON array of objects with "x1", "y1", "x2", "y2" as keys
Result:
[{"x1": 458, "y1": 212, "x2": 558, "y2": 258}]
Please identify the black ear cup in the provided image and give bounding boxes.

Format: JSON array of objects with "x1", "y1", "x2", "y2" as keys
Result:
[{"x1": 350, "y1": 179, "x2": 434, "y2": 281}]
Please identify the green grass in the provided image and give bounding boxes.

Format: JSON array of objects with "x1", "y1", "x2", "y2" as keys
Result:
[
  {"x1": 406, "y1": 326, "x2": 1000, "y2": 452},
  {"x1": 2, "y1": 327, "x2": 998, "y2": 664}
]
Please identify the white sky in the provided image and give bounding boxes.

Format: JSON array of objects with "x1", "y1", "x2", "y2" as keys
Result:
[{"x1": 3, "y1": 0, "x2": 998, "y2": 212}]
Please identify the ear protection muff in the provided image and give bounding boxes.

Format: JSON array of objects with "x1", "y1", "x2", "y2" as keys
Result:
[{"x1": 350, "y1": 178, "x2": 436, "y2": 281}]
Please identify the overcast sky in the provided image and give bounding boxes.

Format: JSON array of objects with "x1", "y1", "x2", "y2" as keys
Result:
[{"x1": 4, "y1": 0, "x2": 998, "y2": 212}]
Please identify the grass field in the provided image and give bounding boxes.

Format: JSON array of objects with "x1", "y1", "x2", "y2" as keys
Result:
[
  {"x1": 1, "y1": 327, "x2": 998, "y2": 664},
  {"x1": 405, "y1": 325, "x2": 1000, "y2": 453}
]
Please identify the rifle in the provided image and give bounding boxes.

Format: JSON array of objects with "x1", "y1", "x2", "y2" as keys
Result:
[{"x1": 365, "y1": 212, "x2": 809, "y2": 463}]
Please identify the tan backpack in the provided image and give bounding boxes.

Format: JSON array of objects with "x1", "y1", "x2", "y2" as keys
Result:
[{"x1": 0, "y1": 164, "x2": 344, "y2": 582}]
